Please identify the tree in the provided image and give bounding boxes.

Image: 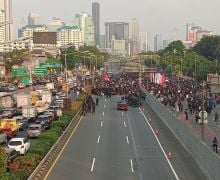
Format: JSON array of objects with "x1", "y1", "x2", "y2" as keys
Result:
[
  {"x1": 193, "y1": 36, "x2": 220, "y2": 60},
  {"x1": 164, "y1": 40, "x2": 185, "y2": 55},
  {"x1": 0, "y1": 147, "x2": 7, "y2": 178},
  {"x1": 60, "y1": 46, "x2": 78, "y2": 70}
]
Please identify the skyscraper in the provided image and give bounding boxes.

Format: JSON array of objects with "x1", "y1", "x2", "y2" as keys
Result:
[
  {"x1": 2, "y1": 0, "x2": 13, "y2": 42},
  {"x1": 73, "y1": 13, "x2": 94, "y2": 46},
  {"x1": 28, "y1": 13, "x2": 41, "y2": 25},
  {"x1": 154, "y1": 34, "x2": 162, "y2": 52},
  {"x1": 92, "y1": 2, "x2": 100, "y2": 46},
  {"x1": 130, "y1": 18, "x2": 139, "y2": 41},
  {"x1": 186, "y1": 23, "x2": 194, "y2": 41},
  {"x1": 105, "y1": 22, "x2": 129, "y2": 51},
  {"x1": 139, "y1": 32, "x2": 148, "y2": 52},
  {"x1": 0, "y1": 9, "x2": 5, "y2": 52}
]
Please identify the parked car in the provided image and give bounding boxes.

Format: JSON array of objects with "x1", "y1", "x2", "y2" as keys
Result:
[
  {"x1": 27, "y1": 124, "x2": 43, "y2": 138},
  {"x1": 12, "y1": 116, "x2": 28, "y2": 131},
  {"x1": 0, "y1": 130, "x2": 7, "y2": 144},
  {"x1": 8, "y1": 137, "x2": 30, "y2": 155}
]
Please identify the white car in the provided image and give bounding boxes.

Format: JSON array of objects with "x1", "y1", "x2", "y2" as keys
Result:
[{"x1": 8, "y1": 138, "x2": 30, "y2": 155}]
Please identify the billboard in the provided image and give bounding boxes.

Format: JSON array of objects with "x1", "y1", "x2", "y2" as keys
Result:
[{"x1": 33, "y1": 32, "x2": 57, "y2": 44}]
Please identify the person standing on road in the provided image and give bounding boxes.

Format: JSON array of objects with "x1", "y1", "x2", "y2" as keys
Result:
[
  {"x1": 195, "y1": 111, "x2": 199, "y2": 124},
  {"x1": 185, "y1": 109, "x2": 188, "y2": 120},
  {"x1": 212, "y1": 136, "x2": 218, "y2": 153},
  {"x1": 96, "y1": 97, "x2": 99, "y2": 106},
  {"x1": 214, "y1": 112, "x2": 219, "y2": 122}
]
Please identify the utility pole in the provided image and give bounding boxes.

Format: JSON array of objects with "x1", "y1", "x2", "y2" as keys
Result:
[{"x1": 201, "y1": 81, "x2": 206, "y2": 141}]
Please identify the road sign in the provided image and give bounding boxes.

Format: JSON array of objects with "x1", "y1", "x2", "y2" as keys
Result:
[
  {"x1": 12, "y1": 68, "x2": 28, "y2": 76},
  {"x1": 39, "y1": 62, "x2": 61, "y2": 68},
  {"x1": 21, "y1": 77, "x2": 30, "y2": 86},
  {"x1": 34, "y1": 68, "x2": 48, "y2": 75},
  {"x1": 199, "y1": 111, "x2": 208, "y2": 119},
  {"x1": 199, "y1": 118, "x2": 208, "y2": 124}
]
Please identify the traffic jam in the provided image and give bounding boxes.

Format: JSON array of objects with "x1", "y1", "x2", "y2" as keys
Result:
[{"x1": 0, "y1": 74, "x2": 84, "y2": 167}]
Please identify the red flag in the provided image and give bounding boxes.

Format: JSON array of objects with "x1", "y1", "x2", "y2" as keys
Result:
[
  {"x1": 161, "y1": 73, "x2": 166, "y2": 88},
  {"x1": 102, "y1": 73, "x2": 110, "y2": 81}
]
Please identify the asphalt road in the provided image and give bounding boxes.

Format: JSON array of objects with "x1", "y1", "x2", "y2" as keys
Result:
[{"x1": 45, "y1": 95, "x2": 209, "y2": 180}]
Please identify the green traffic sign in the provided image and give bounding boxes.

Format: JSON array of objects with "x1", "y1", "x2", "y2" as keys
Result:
[
  {"x1": 12, "y1": 68, "x2": 28, "y2": 76},
  {"x1": 21, "y1": 77, "x2": 30, "y2": 86},
  {"x1": 39, "y1": 62, "x2": 61, "y2": 68},
  {"x1": 34, "y1": 68, "x2": 48, "y2": 75}
]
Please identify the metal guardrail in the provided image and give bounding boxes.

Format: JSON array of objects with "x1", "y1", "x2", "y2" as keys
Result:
[{"x1": 28, "y1": 108, "x2": 82, "y2": 180}]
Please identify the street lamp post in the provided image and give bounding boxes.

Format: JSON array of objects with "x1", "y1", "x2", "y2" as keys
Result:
[
  {"x1": 195, "y1": 58, "x2": 197, "y2": 80},
  {"x1": 201, "y1": 81, "x2": 206, "y2": 141}
]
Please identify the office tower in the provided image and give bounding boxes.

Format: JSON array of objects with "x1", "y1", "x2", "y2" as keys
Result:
[
  {"x1": 139, "y1": 32, "x2": 148, "y2": 52},
  {"x1": 92, "y1": 2, "x2": 100, "y2": 46},
  {"x1": 130, "y1": 18, "x2": 139, "y2": 41},
  {"x1": 27, "y1": 13, "x2": 41, "y2": 25},
  {"x1": 1, "y1": 0, "x2": 13, "y2": 42},
  {"x1": 73, "y1": 13, "x2": 94, "y2": 46},
  {"x1": 154, "y1": 34, "x2": 162, "y2": 52},
  {"x1": 0, "y1": 9, "x2": 5, "y2": 52},
  {"x1": 57, "y1": 26, "x2": 82, "y2": 48},
  {"x1": 105, "y1": 22, "x2": 129, "y2": 51},
  {"x1": 99, "y1": 34, "x2": 105, "y2": 49}
]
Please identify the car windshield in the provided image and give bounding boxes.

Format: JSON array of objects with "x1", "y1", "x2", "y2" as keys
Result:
[
  {"x1": 9, "y1": 141, "x2": 22, "y2": 146},
  {"x1": 29, "y1": 126, "x2": 40, "y2": 130}
]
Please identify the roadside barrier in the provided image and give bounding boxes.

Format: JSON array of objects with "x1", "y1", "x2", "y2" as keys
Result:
[{"x1": 28, "y1": 108, "x2": 82, "y2": 180}]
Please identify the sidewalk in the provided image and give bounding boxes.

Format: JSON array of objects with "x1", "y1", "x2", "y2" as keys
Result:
[{"x1": 178, "y1": 102, "x2": 220, "y2": 149}]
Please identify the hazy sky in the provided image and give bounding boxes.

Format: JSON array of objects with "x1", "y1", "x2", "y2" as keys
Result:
[{"x1": 7, "y1": 0, "x2": 220, "y2": 46}]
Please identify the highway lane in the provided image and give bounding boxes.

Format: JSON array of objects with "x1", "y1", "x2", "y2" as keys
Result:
[{"x1": 45, "y1": 95, "x2": 182, "y2": 180}]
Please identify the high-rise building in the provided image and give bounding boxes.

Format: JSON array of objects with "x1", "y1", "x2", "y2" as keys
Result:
[
  {"x1": 73, "y1": 13, "x2": 94, "y2": 46},
  {"x1": 105, "y1": 22, "x2": 129, "y2": 51},
  {"x1": 130, "y1": 18, "x2": 139, "y2": 41},
  {"x1": 139, "y1": 32, "x2": 148, "y2": 52},
  {"x1": 57, "y1": 26, "x2": 82, "y2": 48},
  {"x1": 154, "y1": 34, "x2": 162, "y2": 52},
  {"x1": 99, "y1": 34, "x2": 105, "y2": 49},
  {"x1": 186, "y1": 23, "x2": 194, "y2": 41},
  {"x1": 48, "y1": 17, "x2": 65, "y2": 32},
  {"x1": 28, "y1": 13, "x2": 41, "y2": 25},
  {"x1": 1, "y1": 0, "x2": 13, "y2": 42},
  {"x1": 0, "y1": 9, "x2": 5, "y2": 52},
  {"x1": 92, "y1": 2, "x2": 100, "y2": 46},
  {"x1": 172, "y1": 28, "x2": 181, "y2": 42},
  {"x1": 18, "y1": 24, "x2": 48, "y2": 38}
]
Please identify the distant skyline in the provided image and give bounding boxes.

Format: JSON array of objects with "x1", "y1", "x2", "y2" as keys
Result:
[{"x1": 2, "y1": 0, "x2": 220, "y2": 48}]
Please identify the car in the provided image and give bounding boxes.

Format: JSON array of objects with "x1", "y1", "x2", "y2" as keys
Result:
[
  {"x1": 0, "y1": 130, "x2": 7, "y2": 144},
  {"x1": 27, "y1": 124, "x2": 43, "y2": 138},
  {"x1": 35, "y1": 114, "x2": 52, "y2": 129},
  {"x1": 8, "y1": 138, "x2": 30, "y2": 155},
  {"x1": 117, "y1": 103, "x2": 128, "y2": 111},
  {"x1": 12, "y1": 116, "x2": 28, "y2": 131}
]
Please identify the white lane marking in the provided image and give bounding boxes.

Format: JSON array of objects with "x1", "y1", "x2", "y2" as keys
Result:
[
  {"x1": 139, "y1": 107, "x2": 180, "y2": 180},
  {"x1": 101, "y1": 121, "x2": 103, "y2": 127},
  {"x1": 126, "y1": 136, "x2": 129, "y2": 144},
  {"x1": 103, "y1": 111, "x2": 105, "y2": 116},
  {"x1": 97, "y1": 135, "x2": 101, "y2": 144},
  {"x1": 90, "y1": 158, "x2": 96, "y2": 172},
  {"x1": 124, "y1": 121, "x2": 127, "y2": 127},
  {"x1": 122, "y1": 112, "x2": 124, "y2": 116},
  {"x1": 104, "y1": 104, "x2": 106, "y2": 108},
  {"x1": 130, "y1": 159, "x2": 134, "y2": 173},
  {"x1": 105, "y1": 99, "x2": 106, "y2": 102}
]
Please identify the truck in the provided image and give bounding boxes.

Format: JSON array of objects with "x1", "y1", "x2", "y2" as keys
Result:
[
  {"x1": 46, "y1": 83, "x2": 55, "y2": 90},
  {"x1": 30, "y1": 91, "x2": 40, "y2": 105},
  {"x1": 0, "y1": 119, "x2": 19, "y2": 138},
  {"x1": 22, "y1": 106, "x2": 38, "y2": 121},
  {"x1": 42, "y1": 91, "x2": 52, "y2": 104},
  {"x1": 16, "y1": 94, "x2": 31, "y2": 108},
  {"x1": 0, "y1": 92, "x2": 14, "y2": 109},
  {"x1": 61, "y1": 84, "x2": 70, "y2": 93},
  {"x1": 35, "y1": 101, "x2": 49, "y2": 113}
]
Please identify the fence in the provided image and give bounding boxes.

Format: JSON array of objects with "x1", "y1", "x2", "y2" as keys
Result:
[{"x1": 142, "y1": 88, "x2": 220, "y2": 180}]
